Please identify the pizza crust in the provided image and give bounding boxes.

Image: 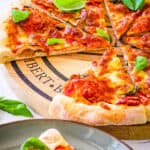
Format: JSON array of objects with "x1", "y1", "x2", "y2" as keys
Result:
[
  {"x1": 48, "y1": 94, "x2": 147, "y2": 126},
  {"x1": 0, "y1": 45, "x2": 83, "y2": 63}
]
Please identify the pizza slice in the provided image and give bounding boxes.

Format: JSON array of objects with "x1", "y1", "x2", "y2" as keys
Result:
[
  {"x1": 21, "y1": 128, "x2": 75, "y2": 150},
  {"x1": 48, "y1": 47, "x2": 146, "y2": 126},
  {"x1": 121, "y1": 46, "x2": 150, "y2": 121},
  {"x1": 122, "y1": 33, "x2": 150, "y2": 52},
  {"x1": 0, "y1": 3, "x2": 110, "y2": 63},
  {"x1": 104, "y1": 0, "x2": 141, "y2": 39},
  {"x1": 126, "y1": 4, "x2": 150, "y2": 36},
  {"x1": 25, "y1": 0, "x2": 108, "y2": 34}
]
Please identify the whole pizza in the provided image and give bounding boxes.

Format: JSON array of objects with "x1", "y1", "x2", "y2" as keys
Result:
[{"x1": 0, "y1": 0, "x2": 150, "y2": 126}]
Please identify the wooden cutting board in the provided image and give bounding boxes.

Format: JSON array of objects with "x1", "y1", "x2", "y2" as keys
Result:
[{"x1": 4, "y1": 51, "x2": 150, "y2": 140}]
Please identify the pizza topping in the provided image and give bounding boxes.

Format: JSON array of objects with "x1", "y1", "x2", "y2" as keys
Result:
[
  {"x1": 64, "y1": 75, "x2": 115, "y2": 104},
  {"x1": 55, "y1": 145, "x2": 75, "y2": 150},
  {"x1": 64, "y1": 26, "x2": 83, "y2": 38},
  {"x1": 96, "y1": 28, "x2": 110, "y2": 42},
  {"x1": 21, "y1": 137, "x2": 49, "y2": 150},
  {"x1": 19, "y1": 8, "x2": 51, "y2": 33},
  {"x1": 111, "y1": 3, "x2": 131, "y2": 14},
  {"x1": 6, "y1": 20, "x2": 20, "y2": 52},
  {"x1": 121, "y1": 0, "x2": 145, "y2": 11},
  {"x1": 134, "y1": 56, "x2": 148, "y2": 71},
  {"x1": 82, "y1": 35, "x2": 110, "y2": 49},
  {"x1": 53, "y1": 0, "x2": 86, "y2": 12},
  {"x1": 117, "y1": 96, "x2": 140, "y2": 106},
  {"x1": 12, "y1": 9, "x2": 30, "y2": 23},
  {"x1": 87, "y1": 0, "x2": 102, "y2": 5},
  {"x1": 127, "y1": 6, "x2": 150, "y2": 35},
  {"x1": 124, "y1": 86, "x2": 141, "y2": 96},
  {"x1": 138, "y1": 92, "x2": 149, "y2": 105},
  {"x1": 47, "y1": 38, "x2": 65, "y2": 45}
]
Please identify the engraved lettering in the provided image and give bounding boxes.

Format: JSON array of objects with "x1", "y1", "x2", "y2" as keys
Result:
[
  {"x1": 35, "y1": 72, "x2": 47, "y2": 80},
  {"x1": 43, "y1": 76, "x2": 54, "y2": 84},
  {"x1": 54, "y1": 85, "x2": 63, "y2": 93},
  {"x1": 24, "y1": 59, "x2": 64, "y2": 94},
  {"x1": 26, "y1": 62, "x2": 38, "y2": 68},
  {"x1": 31, "y1": 67, "x2": 42, "y2": 76}
]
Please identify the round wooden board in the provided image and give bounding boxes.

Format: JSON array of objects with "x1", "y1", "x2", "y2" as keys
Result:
[{"x1": 4, "y1": 52, "x2": 150, "y2": 140}]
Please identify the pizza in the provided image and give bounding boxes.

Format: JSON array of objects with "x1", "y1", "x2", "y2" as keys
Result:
[
  {"x1": 25, "y1": 0, "x2": 107, "y2": 34},
  {"x1": 0, "y1": 0, "x2": 150, "y2": 126},
  {"x1": 104, "y1": 0, "x2": 141, "y2": 39},
  {"x1": 49, "y1": 47, "x2": 149, "y2": 126},
  {"x1": 121, "y1": 46, "x2": 150, "y2": 121},
  {"x1": 0, "y1": 0, "x2": 110, "y2": 63},
  {"x1": 21, "y1": 128, "x2": 75, "y2": 150},
  {"x1": 126, "y1": 5, "x2": 150, "y2": 36},
  {"x1": 122, "y1": 32, "x2": 150, "y2": 52},
  {"x1": 104, "y1": 0, "x2": 150, "y2": 51}
]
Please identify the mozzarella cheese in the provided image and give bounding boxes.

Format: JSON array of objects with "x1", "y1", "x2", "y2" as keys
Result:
[{"x1": 39, "y1": 129, "x2": 69, "y2": 150}]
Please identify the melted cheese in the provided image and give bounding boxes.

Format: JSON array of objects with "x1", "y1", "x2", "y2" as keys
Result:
[
  {"x1": 108, "y1": 57, "x2": 122, "y2": 70},
  {"x1": 105, "y1": 72, "x2": 123, "y2": 86},
  {"x1": 39, "y1": 129, "x2": 69, "y2": 150},
  {"x1": 133, "y1": 69, "x2": 148, "y2": 83}
]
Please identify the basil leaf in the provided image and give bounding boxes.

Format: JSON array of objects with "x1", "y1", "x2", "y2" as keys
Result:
[
  {"x1": 12, "y1": 9, "x2": 30, "y2": 23},
  {"x1": 0, "y1": 97, "x2": 33, "y2": 117},
  {"x1": 121, "y1": 0, "x2": 145, "y2": 10},
  {"x1": 47, "y1": 38, "x2": 65, "y2": 45},
  {"x1": 53, "y1": 0, "x2": 86, "y2": 12},
  {"x1": 96, "y1": 28, "x2": 110, "y2": 42},
  {"x1": 21, "y1": 137, "x2": 49, "y2": 150},
  {"x1": 134, "y1": 56, "x2": 148, "y2": 71},
  {"x1": 135, "y1": 0, "x2": 145, "y2": 10}
]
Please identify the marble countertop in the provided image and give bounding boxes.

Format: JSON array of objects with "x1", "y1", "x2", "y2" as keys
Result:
[{"x1": 0, "y1": 64, "x2": 150, "y2": 150}]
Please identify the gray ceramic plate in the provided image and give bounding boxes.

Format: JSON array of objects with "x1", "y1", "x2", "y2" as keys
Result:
[{"x1": 0, "y1": 119, "x2": 132, "y2": 150}]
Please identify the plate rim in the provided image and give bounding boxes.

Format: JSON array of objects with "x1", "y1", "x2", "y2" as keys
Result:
[{"x1": 0, "y1": 118, "x2": 133, "y2": 150}]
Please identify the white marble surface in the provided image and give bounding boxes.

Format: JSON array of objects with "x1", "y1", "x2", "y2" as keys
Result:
[{"x1": 0, "y1": 64, "x2": 150, "y2": 150}]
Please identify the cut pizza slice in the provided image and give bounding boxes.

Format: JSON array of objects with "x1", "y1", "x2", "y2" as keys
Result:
[
  {"x1": 49, "y1": 47, "x2": 147, "y2": 126},
  {"x1": 0, "y1": 3, "x2": 110, "y2": 63},
  {"x1": 121, "y1": 46, "x2": 150, "y2": 121},
  {"x1": 126, "y1": 4, "x2": 150, "y2": 36},
  {"x1": 122, "y1": 33, "x2": 150, "y2": 53},
  {"x1": 24, "y1": 0, "x2": 108, "y2": 34},
  {"x1": 21, "y1": 128, "x2": 75, "y2": 150},
  {"x1": 104, "y1": 0, "x2": 141, "y2": 39}
]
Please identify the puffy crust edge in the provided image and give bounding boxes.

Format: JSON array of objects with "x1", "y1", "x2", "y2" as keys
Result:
[{"x1": 48, "y1": 94, "x2": 147, "y2": 126}]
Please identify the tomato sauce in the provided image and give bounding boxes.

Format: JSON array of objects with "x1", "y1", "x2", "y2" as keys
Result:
[{"x1": 64, "y1": 75, "x2": 115, "y2": 104}]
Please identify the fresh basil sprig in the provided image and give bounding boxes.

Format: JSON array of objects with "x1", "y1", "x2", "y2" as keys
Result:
[
  {"x1": 134, "y1": 56, "x2": 148, "y2": 71},
  {"x1": 0, "y1": 97, "x2": 33, "y2": 117},
  {"x1": 121, "y1": 0, "x2": 145, "y2": 10},
  {"x1": 53, "y1": 0, "x2": 86, "y2": 12},
  {"x1": 21, "y1": 137, "x2": 49, "y2": 150},
  {"x1": 12, "y1": 9, "x2": 30, "y2": 23},
  {"x1": 47, "y1": 38, "x2": 65, "y2": 45},
  {"x1": 96, "y1": 28, "x2": 110, "y2": 42}
]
